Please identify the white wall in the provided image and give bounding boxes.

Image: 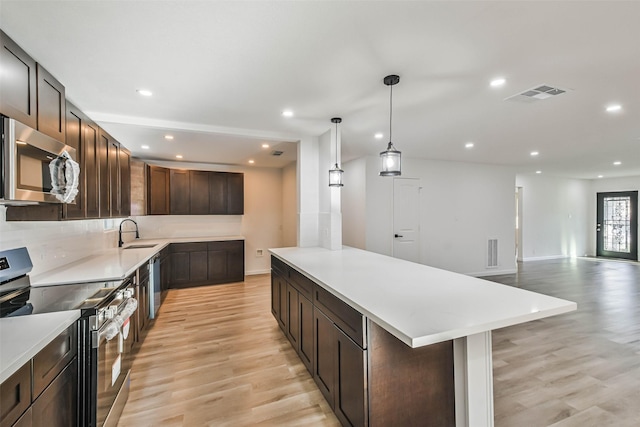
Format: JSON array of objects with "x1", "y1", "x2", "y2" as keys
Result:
[
  {"x1": 356, "y1": 155, "x2": 517, "y2": 276},
  {"x1": 588, "y1": 175, "x2": 640, "y2": 258},
  {"x1": 516, "y1": 174, "x2": 591, "y2": 260},
  {"x1": 342, "y1": 157, "x2": 367, "y2": 249},
  {"x1": 282, "y1": 161, "x2": 298, "y2": 247}
]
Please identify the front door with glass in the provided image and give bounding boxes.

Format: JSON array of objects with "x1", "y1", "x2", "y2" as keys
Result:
[{"x1": 596, "y1": 191, "x2": 638, "y2": 260}]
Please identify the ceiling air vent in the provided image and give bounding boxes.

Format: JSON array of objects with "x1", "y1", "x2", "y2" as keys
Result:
[
  {"x1": 271, "y1": 150, "x2": 284, "y2": 156},
  {"x1": 505, "y1": 84, "x2": 568, "y2": 103}
]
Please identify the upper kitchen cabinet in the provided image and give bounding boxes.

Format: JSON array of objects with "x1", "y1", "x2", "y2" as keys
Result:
[
  {"x1": 0, "y1": 30, "x2": 37, "y2": 129},
  {"x1": 147, "y1": 167, "x2": 243, "y2": 215},
  {"x1": 101, "y1": 129, "x2": 131, "y2": 218},
  {"x1": 210, "y1": 172, "x2": 244, "y2": 215},
  {"x1": 36, "y1": 64, "x2": 66, "y2": 142},
  {"x1": 147, "y1": 165, "x2": 170, "y2": 215},
  {"x1": 63, "y1": 101, "x2": 87, "y2": 219},
  {"x1": 0, "y1": 30, "x2": 66, "y2": 142},
  {"x1": 169, "y1": 169, "x2": 190, "y2": 215}
]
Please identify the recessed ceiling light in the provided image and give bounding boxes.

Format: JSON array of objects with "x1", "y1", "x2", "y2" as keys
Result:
[
  {"x1": 606, "y1": 104, "x2": 622, "y2": 113},
  {"x1": 262, "y1": 143, "x2": 270, "y2": 149},
  {"x1": 613, "y1": 161, "x2": 621, "y2": 165},
  {"x1": 248, "y1": 159, "x2": 255, "y2": 164},
  {"x1": 465, "y1": 142, "x2": 474, "y2": 149},
  {"x1": 141, "y1": 145, "x2": 150, "y2": 149},
  {"x1": 597, "y1": 175, "x2": 604, "y2": 178},
  {"x1": 282, "y1": 110, "x2": 294, "y2": 118},
  {"x1": 530, "y1": 151, "x2": 539, "y2": 156},
  {"x1": 176, "y1": 155, "x2": 183, "y2": 159},
  {"x1": 490, "y1": 78, "x2": 506, "y2": 87},
  {"x1": 535, "y1": 170, "x2": 542, "y2": 174},
  {"x1": 137, "y1": 89, "x2": 153, "y2": 97},
  {"x1": 374, "y1": 132, "x2": 384, "y2": 139},
  {"x1": 164, "y1": 135, "x2": 174, "y2": 140}
]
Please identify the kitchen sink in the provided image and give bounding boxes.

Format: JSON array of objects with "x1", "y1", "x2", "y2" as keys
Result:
[{"x1": 122, "y1": 244, "x2": 157, "y2": 250}]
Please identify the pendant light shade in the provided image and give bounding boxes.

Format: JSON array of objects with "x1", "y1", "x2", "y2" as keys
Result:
[
  {"x1": 379, "y1": 74, "x2": 401, "y2": 177},
  {"x1": 329, "y1": 117, "x2": 344, "y2": 187}
]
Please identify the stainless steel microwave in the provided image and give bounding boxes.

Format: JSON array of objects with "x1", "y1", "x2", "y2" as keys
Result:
[{"x1": 1, "y1": 116, "x2": 77, "y2": 204}]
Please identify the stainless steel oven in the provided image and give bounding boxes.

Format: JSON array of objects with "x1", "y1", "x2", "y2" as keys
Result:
[
  {"x1": 87, "y1": 277, "x2": 138, "y2": 427},
  {"x1": 0, "y1": 116, "x2": 77, "y2": 204}
]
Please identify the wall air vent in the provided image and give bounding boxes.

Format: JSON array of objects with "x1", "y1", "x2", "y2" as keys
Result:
[
  {"x1": 505, "y1": 84, "x2": 568, "y2": 103},
  {"x1": 487, "y1": 238, "x2": 498, "y2": 268},
  {"x1": 271, "y1": 150, "x2": 284, "y2": 156}
]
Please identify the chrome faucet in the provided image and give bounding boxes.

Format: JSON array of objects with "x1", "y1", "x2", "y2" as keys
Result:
[{"x1": 118, "y1": 219, "x2": 140, "y2": 247}]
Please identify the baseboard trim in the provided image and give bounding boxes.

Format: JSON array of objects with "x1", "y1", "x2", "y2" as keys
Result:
[
  {"x1": 245, "y1": 269, "x2": 271, "y2": 276},
  {"x1": 522, "y1": 255, "x2": 569, "y2": 261},
  {"x1": 467, "y1": 269, "x2": 517, "y2": 277}
]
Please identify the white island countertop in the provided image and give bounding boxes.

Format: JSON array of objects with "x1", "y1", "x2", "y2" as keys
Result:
[
  {"x1": 270, "y1": 246, "x2": 577, "y2": 348},
  {"x1": 31, "y1": 235, "x2": 245, "y2": 287},
  {"x1": 0, "y1": 310, "x2": 80, "y2": 383}
]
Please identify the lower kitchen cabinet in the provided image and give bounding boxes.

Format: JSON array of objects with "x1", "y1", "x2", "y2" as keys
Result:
[
  {"x1": 0, "y1": 323, "x2": 78, "y2": 427},
  {"x1": 170, "y1": 240, "x2": 244, "y2": 288},
  {"x1": 159, "y1": 247, "x2": 171, "y2": 302},
  {"x1": 271, "y1": 255, "x2": 455, "y2": 427}
]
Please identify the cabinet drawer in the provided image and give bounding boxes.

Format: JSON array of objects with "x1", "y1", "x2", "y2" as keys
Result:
[
  {"x1": 289, "y1": 269, "x2": 313, "y2": 300},
  {"x1": 170, "y1": 242, "x2": 207, "y2": 253},
  {"x1": 207, "y1": 240, "x2": 243, "y2": 251},
  {"x1": 314, "y1": 285, "x2": 366, "y2": 349},
  {"x1": 0, "y1": 362, "x2": 31, "y2": 427},
  {"x1": 271, "y1": 256, "x2": 289, "y2": 278},
  {"x1": 32, "y1": 323, "x2": 77, "y2": 400}
]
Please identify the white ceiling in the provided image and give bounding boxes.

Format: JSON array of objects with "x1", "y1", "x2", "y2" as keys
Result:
[{"x1": 1, "y1": 1, "x2": 639, "y2": 178}]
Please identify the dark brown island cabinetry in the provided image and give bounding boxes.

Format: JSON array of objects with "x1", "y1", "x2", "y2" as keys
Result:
[
  {"x1": 0, "y1": 323, "x2": 78, "y2": 427},
  {"x1": 270, "y1": 255, "x2": 456, "y2": 427},
  {"x1": 147, "y1": 167, "x2": 244, "y2": 215},
  {"x1": 169, "y1": 240, "x2": 244, "y2": 288}
]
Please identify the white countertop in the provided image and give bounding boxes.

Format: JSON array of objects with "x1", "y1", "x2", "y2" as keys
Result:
[
  {"x1": 270, "y1": 246, "x2": 577, "y2": 348},
  {"x1": 0, "y1": 310, "x2": 80, "y2": 383},
  {"x1": 31, "y1": 236, "x2": 245, "y2": 286}
]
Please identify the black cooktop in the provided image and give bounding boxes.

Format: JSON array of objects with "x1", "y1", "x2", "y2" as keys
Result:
[{"x1": 0, "y1": 280, "x2": 122, "y2": 318}]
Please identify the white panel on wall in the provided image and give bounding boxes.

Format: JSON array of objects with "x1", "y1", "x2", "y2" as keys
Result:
[
  {"x1": 342, "y1": 158, "x2": 367, "y2": 249},
  {"x1": 282, "y1": 162, "x2": 298, "y2": 247}
]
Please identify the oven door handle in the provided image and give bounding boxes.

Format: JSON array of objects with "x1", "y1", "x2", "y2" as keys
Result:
[{"x1": 92, "y1": 319, "x2": 120, "y2": 349}]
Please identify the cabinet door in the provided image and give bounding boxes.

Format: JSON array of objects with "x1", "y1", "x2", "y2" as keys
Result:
[
  {"x1": 226, "y1": 172, "x2": 244, "y2": 214},
  {"x1": 13, "y1": 407, "x2": 32, "y2": 427},
  {"x1": 314, "y1": 308, "x2": 336, "y2": 406},
  {"x1": 189, "y1": 170, "x2": 210, "y2": 214},
  {"x1": 299, "y1": 295, "x2": 314, "y2": 374},
  {"x1": 335, "y1": 329, "x2": 367, "y2": 427},
  {"x1": 97, "y1": 132, "x2": 109, "y2": 218},
  {"x1": 286, "y1": 283, "x2": 300, "y2": 349},
  {"x1": 160, "y1": 249, "x2": 171, "y2": 302},
  {"x1": 0, "y1": 362, "x2": 31, "y2": 427},
  {"x1": 36, "y1": 64, "x2": 65, "y2": 142},
  {"x1": 147, "y1": 166, "x2": 170, "y2": 215},
  {"x1": 226, "y1": 241, "x2": 245, "y2": 282},
  {"x1": 31, "y1": 358, "x2": 78, "y2": 427},
  {"x1": 170, "y1": 169, "x2": 189, "y2": 214},
  {"x1": 119, "y1": 148, "x2": 131, "y2": 217},
  {"x1": 107, "y1": 138, "x2": 120, "y2": 217},
  {"x1": 0, "y1": 30, "x2": 37, "y2": 128},
  {"x1": 271, "y1": 272, "x2": 281, "y2": 319},
  {"x1": 190, "y1": 250, "x2": 208, "y2": 284},
  {"x1": 170, "y1": 251, "x2": 190, "y2": 286},
  {"x1": 278, "y1": 276, "x2": 288, "y2": 331},
  {"x1": 84, "y1": 121, "x2": 100, "y2": 218},
  {"x1": 32, "y1": 323, "x2": 77, "y2": 400},
  {"x1": 63, "y1": 102, "x2": 85, "y2": 219},
  {"x1": 208, "y1": 172, "x2": 227, "y2": 214},
  {"x1": 207, "y1": 248, "x2": 227, "y2": 283}
]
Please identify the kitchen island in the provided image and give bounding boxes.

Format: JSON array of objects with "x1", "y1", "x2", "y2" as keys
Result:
[{"x1": 270, "y1": 246, "x2": 576, "y2": 427}]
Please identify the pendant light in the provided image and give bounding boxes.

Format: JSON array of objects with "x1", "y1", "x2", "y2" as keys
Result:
[
  {"x1": 329, "y1": 117, "x2": 344, "y2": 187},
  {"x1": 379, "y1": 74, "x2": 401, "y2": 176}
]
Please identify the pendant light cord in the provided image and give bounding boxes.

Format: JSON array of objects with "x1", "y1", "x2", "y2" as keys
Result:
[
  {"x1": 389, "y1": 83, "x2": 393, "y2": 145},
  {"x1": 335, "y1": 121, "x2": 339, "y2": 166}
]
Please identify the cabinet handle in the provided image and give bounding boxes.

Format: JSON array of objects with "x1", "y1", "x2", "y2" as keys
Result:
[{"x1": 394, "y1": 234, "x2": 403, "y2": 238}]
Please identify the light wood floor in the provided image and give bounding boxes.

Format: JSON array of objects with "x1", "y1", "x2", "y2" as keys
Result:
[{"x1": 118, "y1": 258, "x2": 640, "y2": 427}]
